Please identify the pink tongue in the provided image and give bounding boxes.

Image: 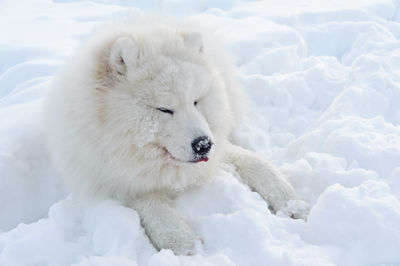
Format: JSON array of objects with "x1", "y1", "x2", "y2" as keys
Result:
[{"x1": 196, "y1": 158, "x2": 209, "y2": 162}]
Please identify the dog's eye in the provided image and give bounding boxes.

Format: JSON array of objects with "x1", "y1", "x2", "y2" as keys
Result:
[
  {"x1": 194, "y1": 101, "x2": 198, "y2": 106},
  {"x1": 157, "y1": 107, "x2": 174, "y2": 115}
]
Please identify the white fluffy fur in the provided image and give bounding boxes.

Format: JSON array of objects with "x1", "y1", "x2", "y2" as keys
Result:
[{"x1": 45, "y1": 18, "x2": 307, "y2": 255}]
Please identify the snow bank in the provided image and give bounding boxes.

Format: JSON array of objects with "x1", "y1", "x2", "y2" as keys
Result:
[
  {"x1": 1, "y1": 0, "x2": 400, "y2": 265},
  {"x1": 307, "y1": 181, "x2": 400, "y2": 265}
]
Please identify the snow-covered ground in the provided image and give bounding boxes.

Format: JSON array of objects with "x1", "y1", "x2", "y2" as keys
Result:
[{"x1": 1, "y1": 0, "x2": 400, "y2": 265}]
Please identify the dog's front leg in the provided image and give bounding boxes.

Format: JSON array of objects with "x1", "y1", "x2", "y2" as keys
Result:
[
  {"x1": 131, "y1": 193, "x2": 198, "y2": 255},
  {"x1": 225, "y1": 143, "x2": 309, "y2": 219}
]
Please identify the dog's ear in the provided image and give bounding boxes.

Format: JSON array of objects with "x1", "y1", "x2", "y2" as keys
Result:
[
  {"x1": 108, "y1": 36, "x2": 139, "y2": 76},
  {"x1": 181, "y1": 31, "x2": 204, "y2": 53}
]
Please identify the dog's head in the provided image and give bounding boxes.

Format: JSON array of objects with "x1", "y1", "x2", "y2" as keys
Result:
[{"x1": 93, "y1": 27, "x2": 231, "y2": 165}]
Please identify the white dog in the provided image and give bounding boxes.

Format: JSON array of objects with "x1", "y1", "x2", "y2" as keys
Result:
[{"x1": 45, "y1": 18, "x2": 308, "y2": 255}]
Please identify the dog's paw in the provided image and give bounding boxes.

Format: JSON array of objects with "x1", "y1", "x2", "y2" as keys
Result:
[
  {"x1": 149, "y1": 221, "x2": 200, "y2": 256},
  {"x1": 163, "y1": 230, "x2": 200, "y2": 256},
  {"x1": 276, "y1": 199, "x2": 311, "y2": 221}
]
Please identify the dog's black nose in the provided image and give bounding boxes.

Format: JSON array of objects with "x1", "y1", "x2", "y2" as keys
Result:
[{"x1": 191, "y1": 136, "x2": 213, "y2": 156}]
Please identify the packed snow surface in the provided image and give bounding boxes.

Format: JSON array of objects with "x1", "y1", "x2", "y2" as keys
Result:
[{"x1": 1, "y1": 0, "x2": 400, "y2": 265}]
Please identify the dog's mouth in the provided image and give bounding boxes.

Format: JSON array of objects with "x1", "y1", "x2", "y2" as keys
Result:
[
  {"x1": 189, "y1": 157, "x2": 209, "y2": 163},
  {"x1": 161, "y1": 147, "x2": 209, "y2": 164}
]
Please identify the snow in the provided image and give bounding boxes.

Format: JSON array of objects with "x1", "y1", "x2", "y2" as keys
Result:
[
  {"x1": 1, "y1": 0, "x2": 400, "y2": 265},
  {"x1": 306, "y1": 181, "x2": 400, "y2": 265}
]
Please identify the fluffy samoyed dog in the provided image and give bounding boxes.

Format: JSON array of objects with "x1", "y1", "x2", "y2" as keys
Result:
[{"x1": 45, "y1": 18, "x2": 308, "y2": 255}]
